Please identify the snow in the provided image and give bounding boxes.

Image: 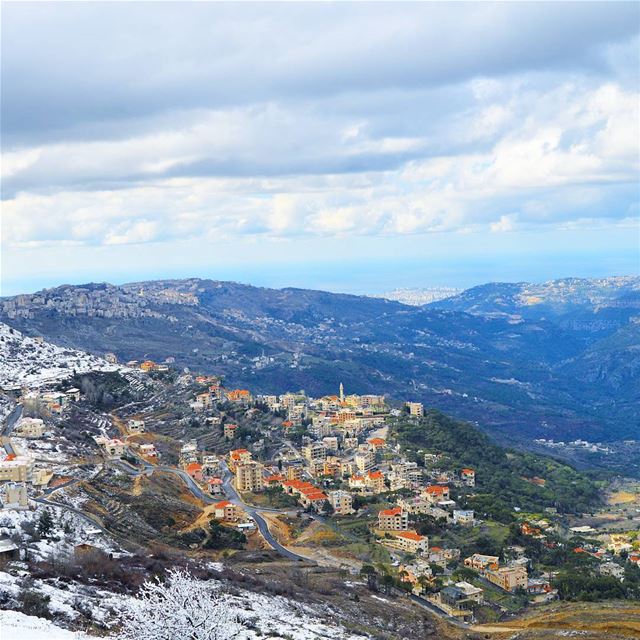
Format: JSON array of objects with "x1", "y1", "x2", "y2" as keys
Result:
[
  {"x1": 0, "y1": 567, "x2": 365, "y2": 640},
  {"x1": 0, "y1": 610, "x2": 88, "y2": 639},
  {"x1": 0, "y1": 322, "x2": 125, "y2": 387}
]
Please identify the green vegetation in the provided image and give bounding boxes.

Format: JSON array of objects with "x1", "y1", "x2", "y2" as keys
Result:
[
  {"x1": 392, "y1": 410, "x2": 601, "y2": 521},
  {"x1": 204, "y1": 519, "x2": 246, "y2": 550},
  {"x1": 553, "y1": 562, "x2": 640, "y2": 601}
]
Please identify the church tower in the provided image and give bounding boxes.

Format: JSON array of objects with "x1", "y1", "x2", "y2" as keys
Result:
[{"x1": 339, "y1": 382, "x2": 344, "y2": 403}]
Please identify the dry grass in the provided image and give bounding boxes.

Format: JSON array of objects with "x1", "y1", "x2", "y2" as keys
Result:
[{"x1": 476, "y1": 602, "x2": 640, "y2": 638}]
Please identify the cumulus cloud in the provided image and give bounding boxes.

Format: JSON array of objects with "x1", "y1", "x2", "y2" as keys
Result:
[{"x1": 1, "y1": 2, "x2": 638, "y2": 256}]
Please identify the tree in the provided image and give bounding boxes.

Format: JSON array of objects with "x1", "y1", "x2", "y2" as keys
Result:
[
  {"x1": 37, "y1": 509, "x2": 54, "y2": 538},
  {"x1": 381, "y1": 573, "x2": 395, "y2": 595},
  {"x1": 360, "y1": 564, "x2": 378, "y2": 591},
  {"x1": 119, "y1": 568, "x2": 246, "y2": 640}
]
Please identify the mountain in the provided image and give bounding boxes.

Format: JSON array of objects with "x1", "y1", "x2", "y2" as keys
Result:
[
  {"x1": 0, "y1": 321, "x2": 121, "y2": 387},
  {"x1": 428, "y1": 276, "x2": 640, "y2": 325},
  {"x1": 1, "y1": 277, "x2": 638, "y2": 453}
]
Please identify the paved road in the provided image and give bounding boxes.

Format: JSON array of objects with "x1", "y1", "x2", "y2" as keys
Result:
[
  {"x1": 219, "y1": 460, "x2": 314, "y2": 563},
  {"x1": 1, "y1": 404, "x2": 23, "y2": 456},
  {"x1": 110, "y1": 450, "x2": 312, "y2": 563}
]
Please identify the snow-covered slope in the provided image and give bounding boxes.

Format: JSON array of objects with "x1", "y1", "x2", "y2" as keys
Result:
[
  {"x1": 0, "y1": 322, "x2": 121, "y2": 386},
  {"x1": 0, "y1": 610, "x2": 87, "y2": 639}
]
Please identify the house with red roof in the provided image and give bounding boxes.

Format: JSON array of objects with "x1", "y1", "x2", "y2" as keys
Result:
[
  {"x1": 185, "y1": 462, "x2": 203, "y2": 482},
  {"x1": 378, "y1": 506, "x2": 409, "y2": 531},
  {"x1": 366, "y1": 469, "x2": 386, "y2": 494},
  {"x1": 460, "y1": 468, "x2": 475, "y2": 487},
  {"x1": 423, "y1": 484, "x2": 450, "y2": 503},
  {"x1": 390, "y1": 530, "x2": 429, "y2": 553},
  {"x1": 213, "y1": 500, "x2": 242, "y2": 522}
]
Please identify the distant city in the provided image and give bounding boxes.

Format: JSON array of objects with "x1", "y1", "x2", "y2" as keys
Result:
[{"x1": 373, "y1": 287, "x2": 462, "y2": 306}]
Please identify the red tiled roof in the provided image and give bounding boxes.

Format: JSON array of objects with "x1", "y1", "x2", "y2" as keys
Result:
[
  {"x1": 380, "y1": 507, "x2": 403, "y2": 517},
  {"x1": 215, "y1": 500, "x2": 232, "y2": 509},
  {"x1": 394, "y1": 531, "x2": 424, "y2": 541},
  {"x1": 425, "y1": 485, "x2": 447, "y2": 494}
]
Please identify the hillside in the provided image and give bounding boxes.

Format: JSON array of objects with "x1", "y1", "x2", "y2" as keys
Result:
[
  {"x1": 391, "y1": 409, "x2": 602, "y2": 521},
  {"x1": 0, "y1": 322, "x2": 122, "y2": 387},
  {"x1": 1, "y1": 277, "x2": 638, "y2": 453}
]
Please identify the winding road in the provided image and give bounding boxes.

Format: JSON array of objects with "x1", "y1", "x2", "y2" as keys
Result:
[
  {"x1": 111, "y1": 448, "x2": 313, "y2": 563},
  {"x1": 218, "y1": 460, "x2": 314, "y2": 563},
  {"x1": 1, "y1": 404, "x2": 23, "y2": 456}
]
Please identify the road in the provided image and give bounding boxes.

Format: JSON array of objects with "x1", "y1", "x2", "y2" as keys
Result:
[
  {"x1": 219, "y1": 460, "x2": 314, "y2": 563},
  {"x1": 1, "y1": 404, "x2": 23, "y2": 456},
  {"x1": 109, "y1": 448, "x2": 312, "y2": 563}
]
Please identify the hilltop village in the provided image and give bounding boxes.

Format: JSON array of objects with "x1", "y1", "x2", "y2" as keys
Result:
[{"x1": 1, "y1": 343, "x2": 639, "y2": 631}]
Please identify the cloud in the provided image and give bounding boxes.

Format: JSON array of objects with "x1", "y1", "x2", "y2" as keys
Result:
[{"x1": 0, "y1": 2, "x2": 638, "y2": 263}]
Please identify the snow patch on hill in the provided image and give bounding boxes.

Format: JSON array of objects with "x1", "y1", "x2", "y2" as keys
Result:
[
  {"x1": 0, "y1": 323, "x2": 123, "y2": 386},
  {"x1": 0, "y1": 609, "x2": 88, "y2": 639}
]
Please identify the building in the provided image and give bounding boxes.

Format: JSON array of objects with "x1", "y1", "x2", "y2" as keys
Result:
[
  {"x1": 391, "y1": 531, "x2": 428, "y2": 553},
  {"x1": 2, "y1": 483, "x2": 28, "y2": 510},
  {"x1": 214, "y1": 500, "x2": 242, "y2": 522},
  {"x1": 0, "y1": 537, "x2": 20, "y2": 564},
  {"x1": 453, "y1": 510, "x2": 475, "y2": 526},
  {"x1": 484, "y1": 566, "x2": 528, "y2": 592},
  {"x1": 599, "y1": 562, "x2": 625, "y2": 581},
  {"x1": 464, "y1": 554, "x2": 500, "y2": 571},
  {"x1": 128, "y1": 419, "x2": 145, "y2": 433},
  {"x1": 348, "y1": 474, "x2": 367, "y2": 491},
  {"x1": 14, "y1": 418, "x2": 45, "y2": 439},
  {"x1": 226, "y1": 389, "x2": 252, "y2": 404},
  {"x1": 424, "y1": 485, "x2": 450, "y2": 503},
  {"x1": 139, "y1": 443, "x2": 158, "y2": 458},
  {"x1": 185, "y1": 463, "x2": 203, "y2": 483},
  {"x1": 366, "y1": 470, "x2": 386, "y2": 493},
  {"x1": 140, "y1": 360, "x2": 156, "y2": 372},
  {"x1": 322, "y1": 436, "x2": 338, "y2": 452},
  {"x1": 328, "y1": 490, "x2": 354, "y2": 515},
  {"x1": 286, "y1": 465, "x2": 303, "y2": 481},
  {"x1": 378, "y1": 507, "x2": 409, "y2": 531},
  {"x1": 180, "y1": 441, "x2": 199, "y2": 464},
  {"x1": 437, "y1": 582, "x2": 483, "y2": 621},
  {"x1": 224, "y1": 423, "x2": 238, "y2": 439},
  {"x1": 235, "y1": 461, "x2": 264, "y2": 492},
  {"x1": 302, "y1": 442, "x2": 326, "y2": 464},
  {"x1": 228, "y1": 448, "x2": 252, "y2": 471},
  {"x1": 102, "y1": 439, "x2": 126, "y2": 457},
  {"x1": 461, "y1": 468, "x2": 475, "y2": 487},
  {"x1": 367, "y1": 437, "x2": 386, "y2": 450},
  {"x1": 406, "y1": 402, "x2": 424, "y2": 417},
  {"x1": 207, "y1": 477, "x2": 224, "y2": 495},
  {"x1": 355, "y1": 449, "x2": 375, "y2": 473}
]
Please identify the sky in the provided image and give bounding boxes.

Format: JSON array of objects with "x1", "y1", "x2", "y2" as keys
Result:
[{"x1": 1, "y1": 2, "x2": 639, "y2": 296}]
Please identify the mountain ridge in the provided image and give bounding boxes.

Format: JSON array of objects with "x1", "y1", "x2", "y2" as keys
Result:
[{"x1": 2, "y1": 275, "x2": 638, "y2": 453}]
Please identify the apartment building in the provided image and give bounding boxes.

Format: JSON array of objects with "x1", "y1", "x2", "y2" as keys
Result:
[
  {"x1": 235, "y1": 461, "x2": 264, "y2": 492},
  {"x1": 328, "y1": 490, "x2": 354, "y2": 515},
  {"x1": 378, "y1": 507, "x2": 409, "y2": 531}
]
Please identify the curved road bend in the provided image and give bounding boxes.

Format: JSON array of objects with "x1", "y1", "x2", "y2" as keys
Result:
[
  {"x1": 218, "y1": 460, "x2": 313, "y2": 563},
  {"x1": 1, "y1": 404, "x2": 23, "y2": 456},
  {"x1": 113, "y1": 451, "x2": 312, "y2": 563}
]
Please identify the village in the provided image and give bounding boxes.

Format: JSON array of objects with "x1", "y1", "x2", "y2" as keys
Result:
[{"x1": 1, "y1": 354, "x2": 639, "y2": 627}]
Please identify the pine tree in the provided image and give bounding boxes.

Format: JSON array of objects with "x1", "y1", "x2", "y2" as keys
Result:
[{"x1": 37, "y1": 509, "x2": 54, "y2": 538}]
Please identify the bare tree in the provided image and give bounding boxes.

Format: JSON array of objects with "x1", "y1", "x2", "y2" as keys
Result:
[{"x1": 119, "y1": 568, "x2": 246, "y2": 640}]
